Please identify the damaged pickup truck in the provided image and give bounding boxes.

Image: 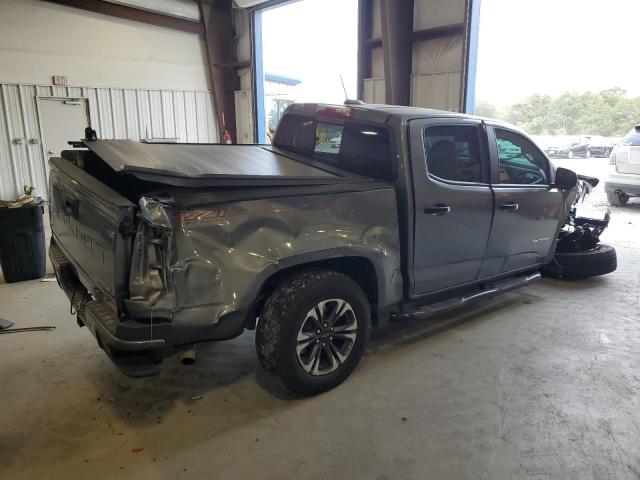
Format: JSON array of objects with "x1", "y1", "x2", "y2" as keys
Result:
[{"x1": 49, "y1": 103, "x2": 616, "y2": 395}]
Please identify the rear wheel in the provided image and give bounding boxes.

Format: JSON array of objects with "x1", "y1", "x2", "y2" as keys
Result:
[
  {"x1": 543, "y1": 243, "x2": 617, "y2": 280},
  {"x1": 256, "y1": 270, "x2": 370, "y2": 396},
  {"x1": 607, "y1": 191, "x2": 629, "y2": 206}
]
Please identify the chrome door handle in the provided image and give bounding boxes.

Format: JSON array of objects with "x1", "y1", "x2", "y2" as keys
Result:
[
  {"x1": 499, "y1": 202, "x2": 519, "y2": 211},
  {"x1": 424, "y1": 204, "x2": 451, "y2": 216}
]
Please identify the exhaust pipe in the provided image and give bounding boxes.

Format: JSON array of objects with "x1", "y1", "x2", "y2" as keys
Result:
[{"x1": 181, "y1": 344, "x2": 196, "y2": 365}]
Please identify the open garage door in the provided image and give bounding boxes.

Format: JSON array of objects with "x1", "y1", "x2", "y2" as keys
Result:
[{"x1": 252, "y1": 0, "x2": 358, "y2": 143}]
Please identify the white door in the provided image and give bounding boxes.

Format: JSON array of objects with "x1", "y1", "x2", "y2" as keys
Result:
[{"x1": 39, "y1": 97, "x2": 90, "y2": 171}]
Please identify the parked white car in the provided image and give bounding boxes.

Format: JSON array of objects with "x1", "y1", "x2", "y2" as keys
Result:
[{"x1": 605, "y1": 125, "x2": 640, "y2": 205}]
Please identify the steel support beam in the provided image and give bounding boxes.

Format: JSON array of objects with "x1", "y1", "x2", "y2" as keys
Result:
[
  {"x1": 380, "y1": 0, "x2": 414, "y2": 105},
  {"x1": 462, "y1": 0, "x2": 482, "y2": 113},
  {"x1": 357, "y1": 0, "x2": 373, "y2": 101},
  {"x1": 43, "y1": 0, "x2": 203, "y2": 34},
  {"x1": 365, "y1": 23, "x2": 465, "y2": 48},
  {"x1": 200, "y1": 0, "x2": 239, "y2": 141}
]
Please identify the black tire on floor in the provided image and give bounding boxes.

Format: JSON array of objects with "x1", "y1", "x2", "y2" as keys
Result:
[
  {"x1": 255, "y1": 270, "x2": 370, "y2": 396},
  {"x1": 544, "y1": 243, "x2": 617, "y2": 280},
  {"x1": 607, "y1": 191, "x2": 629, "y2": 206}
]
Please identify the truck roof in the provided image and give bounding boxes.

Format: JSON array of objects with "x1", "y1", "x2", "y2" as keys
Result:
[{"x1": 287, "y1": 102, "x2": 518, "y2": 130}]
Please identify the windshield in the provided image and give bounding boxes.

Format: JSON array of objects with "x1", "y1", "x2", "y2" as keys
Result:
[{"x1": 274, "y1": 114, "x2": 393, "y2": 179}]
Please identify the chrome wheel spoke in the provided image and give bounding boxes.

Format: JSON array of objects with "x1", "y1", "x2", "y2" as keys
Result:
[
  {"x1": 324, "y1": 343, "x2": 340, "y2": 373},
  {"x1": 328, "y1": 341, "x2": 348, "y2": 365},
  {"x1": 332, "y1": 331, "x2": 357, "y2": 342},
  {"x1": 296, "y1": 298, "x2": 358, "y2": 376},
  {"x1": 306, "y1": 308, "x2": 322, "y2": 330},
  {"x1": 333, "y1": 320, "x2": 357, "y2": 334},
  {"x1": 296, "y1": 337, "x2": 316, "y2": 356},
  {"x1": 301, "y1": 342, "x2": 322, "y2": 373}
]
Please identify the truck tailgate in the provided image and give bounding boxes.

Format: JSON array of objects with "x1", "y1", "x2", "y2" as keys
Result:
[{"x1": 49, "y1": 157, "x2": 135, "y2": 306}]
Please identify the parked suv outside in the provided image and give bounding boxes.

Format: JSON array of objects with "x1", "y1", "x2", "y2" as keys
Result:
[{"x1": 605, "y1": 125, "x2": 640, "y2": 205}]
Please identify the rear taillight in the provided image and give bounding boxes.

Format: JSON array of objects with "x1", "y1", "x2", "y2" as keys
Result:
[{"x1": 315, "y1": 105, "x2": 353, "y2": 118}]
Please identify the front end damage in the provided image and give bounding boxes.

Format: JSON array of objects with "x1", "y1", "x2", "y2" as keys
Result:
[{"x1": 544, "y1": 175, "x2": 617, "y2": 279}]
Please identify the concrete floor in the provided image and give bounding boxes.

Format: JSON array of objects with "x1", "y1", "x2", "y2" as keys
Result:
[{"x1": 1, "y1": 159, "x2": 639, "y2": 479}]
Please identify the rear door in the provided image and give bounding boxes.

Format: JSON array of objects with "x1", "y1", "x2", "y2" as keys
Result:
[
  {"x1": 478, "y1": 126, "x2": 564, "y2": 278},
  {"x1": 409, "y1": 118, "x2": 494, "y2": 295},
  {"x1": 49, "y1": 156, "x2": 135, "y2": 306},
  {"x1": 614, "y1": 128, "x2": 640, "y2": 175}
]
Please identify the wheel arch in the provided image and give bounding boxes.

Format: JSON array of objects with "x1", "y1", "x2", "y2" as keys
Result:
[{"x1": 244, "y1": 249, "x2": 387, "y2": 330}]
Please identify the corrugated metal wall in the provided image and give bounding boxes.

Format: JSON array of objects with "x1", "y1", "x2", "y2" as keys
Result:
[
  {"x1": 365, "y1": 36, "x2": 464, "y2": 110},
  {"x1": 363, "y1": 73, "x2": 461, "y2": 111},
  {"x1": 0, "y1": 82, "x2": 219, "y2": 201}
]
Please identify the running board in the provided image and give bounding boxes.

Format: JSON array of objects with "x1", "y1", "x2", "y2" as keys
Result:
[{"x1": 391, "y1": 272, "x2": 541, "y2": 322}]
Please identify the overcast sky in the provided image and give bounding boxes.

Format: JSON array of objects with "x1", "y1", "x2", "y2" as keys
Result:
[
  {"x1": 475, "y1": 0, "x2": 640, "y2": 105},
  {"x1": 261, "y1": 0, "x2": 639, "y2": 107},
  {"x1": 261, "y1": 0, "x2": 358, "y2": 104}
]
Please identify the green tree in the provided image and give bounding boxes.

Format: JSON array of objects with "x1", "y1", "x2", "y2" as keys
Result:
[
  {"x1": 473, "y1": 100, "x2": 498, "y2": 119},
  {"x1": 498, "y1": 88, "x2": 639, "y2": 136}
]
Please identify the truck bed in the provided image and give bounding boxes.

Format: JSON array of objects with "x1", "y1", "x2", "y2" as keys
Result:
[{"x1": 82, "y1": 140, "x2": 364, "y2": 187}]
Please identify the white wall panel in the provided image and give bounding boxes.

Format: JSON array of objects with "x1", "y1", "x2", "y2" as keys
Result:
[
  {"x1": 19, "y1": 85, "x2": 47, "y2": 199},
  {"x1": 371, "y1": 47, "x2": 385, "y2": 79},
  {"x1": 2, "y1": 84, "x2": 30, "y2": 197},
  {"x1": 363, "y1": 78, "x2": 386, "y2": 104},
  {"x1": 161, "y1": 91, "x2": 176, "y2": 139},
  {"x1": 184, "y1": 91, "x2": 199, "y2": 143},
  {"x1": 0, "y1": 82, "x2": 218, "y2": 201},
  {"x1": 414, "y1": 0, "x2": 466, "y2": 30},
  {"x1": 0, "y1": 0, "x2": 210, "y2": 91},
  {"x1": 411, "y1": 73, "x2": 461, "y2": 111},
  {"x1": 0, "y1": 85, "x2": 18, "y2": 198},
  {"x1": 124, "y1": 90, "x2": 141, "y2": 140},
  {"x1": 412, "y1": 36, "x2": 464, "y2": 76},
  {"x1": 371, "y1": 0, "x2": 382, "y2": 38}
]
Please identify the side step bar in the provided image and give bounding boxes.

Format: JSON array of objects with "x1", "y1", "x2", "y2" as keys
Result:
[{"x1": 391, "y1": 272, "x2": 541, "y2": 322}]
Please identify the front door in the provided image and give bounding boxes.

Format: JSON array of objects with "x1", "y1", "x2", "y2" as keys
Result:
[
  {"x1": 479, "y1": 126, "x2": 565, "y2": 278},
  {"x1": 410, "y1": 119, "x2": 494, "y2": 295}
]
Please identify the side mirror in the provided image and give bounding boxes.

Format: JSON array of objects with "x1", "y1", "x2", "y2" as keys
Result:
[{"x1": 555, "y1": 167, "x2": 578, "y2": 190}]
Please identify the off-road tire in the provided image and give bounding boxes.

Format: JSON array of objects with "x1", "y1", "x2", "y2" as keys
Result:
[
  {"x1": 543, "y1": 243, "x2": 617, "y2": 280},
  {"x1": 255, "y1": 270, "x2": 370, "y2": 396},
  {"x1": 607, "y1": 191, "x2": 629, "y2": 206}
]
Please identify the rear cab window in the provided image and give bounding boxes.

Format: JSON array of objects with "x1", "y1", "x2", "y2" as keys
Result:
[{"x1": 274, "y1": 113, "x2": 394, "y2": 180}]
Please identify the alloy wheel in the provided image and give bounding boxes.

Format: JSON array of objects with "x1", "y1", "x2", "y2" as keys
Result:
[{"x1": 296, "y1": 299, "x2": 357, "y2": 376}]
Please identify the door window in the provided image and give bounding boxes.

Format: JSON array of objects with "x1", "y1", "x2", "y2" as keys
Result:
[
  {"x1": 495, "y1": 129, "x2": 549, "y2": 185},
  {"x1": 424, "y1": 125, "x2": 485, "y2": 183}
]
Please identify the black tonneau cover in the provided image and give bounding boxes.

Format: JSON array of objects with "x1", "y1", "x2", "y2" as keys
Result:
[{"x1": 82, "y1": 140, "x2": 359, "y2": 187}]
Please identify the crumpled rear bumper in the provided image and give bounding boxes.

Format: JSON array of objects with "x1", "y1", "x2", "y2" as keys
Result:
[{"x1": 50, "y1": 239, "x2": 168, "y2": 377}]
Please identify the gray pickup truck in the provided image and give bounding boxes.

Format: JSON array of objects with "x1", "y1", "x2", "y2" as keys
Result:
[{"x1": 49, "y1": 103, "x2": 616, "y2": 395}]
